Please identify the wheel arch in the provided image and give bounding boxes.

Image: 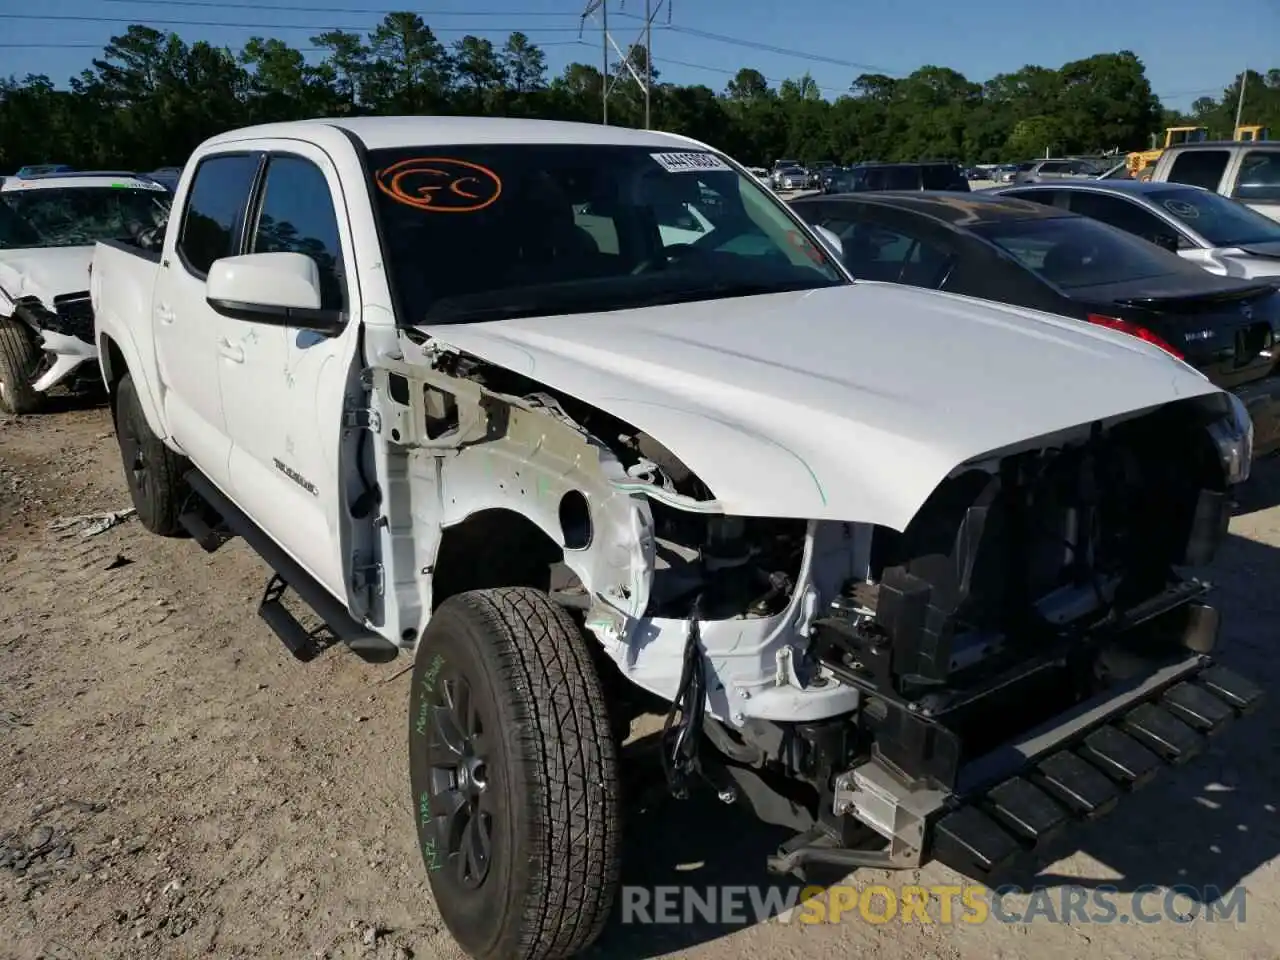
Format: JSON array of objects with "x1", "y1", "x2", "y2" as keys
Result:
[
  {"x1": 97, "y1": 330, "x2": 167, "y2": 440},
  {"x1": 427, "y1": 507, "x2": 567, "y2": 616}
]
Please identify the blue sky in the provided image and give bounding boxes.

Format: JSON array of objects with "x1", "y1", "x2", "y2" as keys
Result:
[{"x1": 1, "y1": 0, "x2": 1276, "y2": 111}]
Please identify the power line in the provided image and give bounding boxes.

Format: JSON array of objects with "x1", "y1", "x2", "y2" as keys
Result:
[
  {"x1": 0, "y1": 13, "x2": 592, "y2": 32},
  {"x1": 612, "y1": 11, "x2": 905, "y2": 76},
  {"x1": 103, "y1": 0, "x2": 577, "y2": 14},
  {"x1": 0, "y1": 40, "x2": 586, "y2": 50}
]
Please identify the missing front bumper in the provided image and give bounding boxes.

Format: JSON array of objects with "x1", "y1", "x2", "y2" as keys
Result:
[{"x1": 767, "y1": 655, "x2": 1262, "y2": 879}]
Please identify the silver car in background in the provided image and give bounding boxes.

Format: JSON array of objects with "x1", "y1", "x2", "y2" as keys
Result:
[{"x1": 993, "y1": 179, "x2": 1280, "y2": 279}]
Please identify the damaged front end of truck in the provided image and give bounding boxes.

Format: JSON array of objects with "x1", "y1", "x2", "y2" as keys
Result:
[{"x1": 362, "y1": 322, "x2": 1263, "y2": 882}]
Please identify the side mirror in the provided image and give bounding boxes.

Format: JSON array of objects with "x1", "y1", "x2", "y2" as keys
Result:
[
  {"x1": 205, "y1": 251, "x2": 344, "y2": 333},
  {"x1": 813, "y1": 224, "x2": 844, "y2": 258}
]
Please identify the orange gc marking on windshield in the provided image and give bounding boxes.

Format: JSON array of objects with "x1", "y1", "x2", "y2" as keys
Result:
[{"x1": 374, "y1": 158, "x2": 503, "y2": 213}]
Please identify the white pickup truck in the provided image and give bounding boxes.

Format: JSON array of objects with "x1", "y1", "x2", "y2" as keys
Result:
[
  {"x1": 1146, "y1": 140, "x2": 1280, "y2": 223},
  {"x1": 92, "y1": 117, "x2": 1262, "y2": 960}
]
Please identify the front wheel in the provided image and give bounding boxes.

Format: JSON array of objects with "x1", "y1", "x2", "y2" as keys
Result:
[
  {"x1": 0, "y1": 317, "x2": 41, "y2": 414},
  {"x1": 410, "y1": 587, "x2": 621, "y2": 960}
]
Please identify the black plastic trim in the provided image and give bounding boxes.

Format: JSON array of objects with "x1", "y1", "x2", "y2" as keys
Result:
[
  {"x1": 184, "y1": 468, "x2": 395, "y2": 656},
  {"x1": 206, "y1": 297, "x2": 346, "y2": 333}
]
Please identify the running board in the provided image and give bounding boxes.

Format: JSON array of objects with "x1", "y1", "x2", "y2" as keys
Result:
[
  {"x1": 183, "y1": 470, "x2": 398, "y2": 664},
  {"x1": 929, "y1": 657, "x2": 1262, "y2": 877}
]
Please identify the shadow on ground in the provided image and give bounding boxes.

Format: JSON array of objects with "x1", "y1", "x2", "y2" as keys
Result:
[
  {"x1": 28, "y1": 386, "x2": 109, "y2": 416},
  {"x1": 589, "y1": 460, "x2": 1280, "y2": 957}
]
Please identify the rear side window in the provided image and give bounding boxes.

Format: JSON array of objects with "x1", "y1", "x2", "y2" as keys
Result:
[
  {"x1": 1166, "y1": 150, "x2": 1230, "y2": 191},
  {"x1": 248, "y1": 155, "x2": 346, "y2": 311},
  {"x1": 1234, "y1": 151, "x2": 1280, "y2": 203},
  {"x1": 1064, "y1": 192, "x2": 1185, "y2": 249},
  {"x1": 972, "y1": 216, "x2": 1180, "y2": 290},
  {"x1": 178, "y1": 154, "x2": 260, "y2": 275},
  {"x1": 921, "y1": 164, "x2": 967, "y2": 190},
  {"x1": 816, "y1": 215, "x2": 951, "y2": 287}
]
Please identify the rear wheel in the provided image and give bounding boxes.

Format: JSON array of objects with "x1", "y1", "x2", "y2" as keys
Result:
[
  {"x1": 0, "y1": 317, "x2": 41, "y2": 414},
  {"x1": 113, "y1": 372, "x2": 188, "y2": 536},
  {"x1": 409, "y1": 587, "x2": 621, "y2": 960}
]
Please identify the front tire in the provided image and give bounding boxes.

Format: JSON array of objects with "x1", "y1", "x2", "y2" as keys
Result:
[
  {"x1": 410, "y1": 587, "x2": 621, "y2": 960},
  {"x1": 113, "y1": 372, "x2": 188, "y2": 536},
  {"x1": 0, "y1": 317, "x2": 41, "y2": 414}
]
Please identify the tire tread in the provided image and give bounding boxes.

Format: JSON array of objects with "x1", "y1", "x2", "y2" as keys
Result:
[
  {"x1": 459, "y1": 586, "x2": 621, "y2": 960},
  {"x1": 0, "y1": 317, "x2": 40, "y2": 414}
]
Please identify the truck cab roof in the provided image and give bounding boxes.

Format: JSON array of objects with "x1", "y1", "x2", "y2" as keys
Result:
[{"x1": 201, "y1": 116, "x2": 706, "y2": 153}]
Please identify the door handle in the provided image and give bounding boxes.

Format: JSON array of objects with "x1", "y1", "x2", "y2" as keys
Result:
[
  {"x1": 217, "y1": 337, "x2": 245, "y2": 363},
  {"x1": 156, "y1": 304, "x2": 175, "y2": 325}
]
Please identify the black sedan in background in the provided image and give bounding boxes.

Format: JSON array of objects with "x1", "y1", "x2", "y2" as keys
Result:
[{"x1": 791, "y1": 191, "x2": 1280, "y2": 456}]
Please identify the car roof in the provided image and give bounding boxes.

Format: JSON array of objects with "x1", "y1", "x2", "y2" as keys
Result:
[
  {"x1": 853, "y1": 160, "x2": 960, "y2": 168},
  {"x1": 1, "y1": 171, "x2": 167, "y2": 192},
  {"x1": 201, "y1": 115, "x2": 707, "y2": 153},
  {"x1": 998, "y1": 179, "x2": 1211, "y2": 198},
  {"x1": 798, "y1": 190, "x2": 1071, "y2": 224},
  {"x1": 1164, "y1": 140, "x2": 1279, "y2": 151}
]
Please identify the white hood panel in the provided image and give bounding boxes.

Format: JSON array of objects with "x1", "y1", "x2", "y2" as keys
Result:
[
  {"x1": 420, "y1": 283, "x2": 1223, "y2": 530},
  {"x1": 0, "y1": 246, "x2": 94, "y2": 311}
]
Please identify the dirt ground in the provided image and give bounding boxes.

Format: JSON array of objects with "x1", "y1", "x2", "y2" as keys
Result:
[{"x1": 1, "y1": 398, "x2": 1277, "y2": 960}]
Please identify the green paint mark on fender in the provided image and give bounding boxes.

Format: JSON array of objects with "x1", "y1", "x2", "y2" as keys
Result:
[{"x1": 418, "y1": 791, "x2": 432, "y2": 827}]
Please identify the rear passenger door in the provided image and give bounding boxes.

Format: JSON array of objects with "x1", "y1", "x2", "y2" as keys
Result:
[
  {"x1": 218, "y1": 144, "x2": 359, "y2": 597},
  {"x1": 154, "y1": 151, "x2": 262, "y2": 489}
]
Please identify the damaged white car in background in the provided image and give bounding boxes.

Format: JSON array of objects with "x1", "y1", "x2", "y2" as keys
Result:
[{"x1": 0, "y1": 171, "x2": 169, "y2": 414}]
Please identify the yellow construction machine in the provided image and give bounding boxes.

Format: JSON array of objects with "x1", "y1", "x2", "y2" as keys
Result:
[
  {"x1": 1126, "y1": 126, "x2": 1208, "y2": 177},
  {"x1": 1235, "y1": 124, "x2": 1271, "y2": 142}
]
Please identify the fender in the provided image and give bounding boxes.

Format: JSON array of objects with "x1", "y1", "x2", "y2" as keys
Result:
[{"x1": 97, "y1": 322, "x2": 169, "y2": 444}]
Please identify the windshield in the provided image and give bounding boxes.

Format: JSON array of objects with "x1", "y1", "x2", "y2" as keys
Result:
[
  {"x1": 971, "y1": 215, "x2": 1183, "y2": 290},
  {"x1": 0, "y1": 186, "x2": 170, "y2": 249},
  {"x1": 1146, "y1": 187, "x2": 1280, "y2": 248},
  {"x1": 368, "y1": 144, "x2": 846, "y2": 325}
]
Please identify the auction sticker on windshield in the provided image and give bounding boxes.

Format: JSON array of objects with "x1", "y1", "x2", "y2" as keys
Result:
[{"x1": 651, "y1": 152, "x2": 731, "y2": 173}]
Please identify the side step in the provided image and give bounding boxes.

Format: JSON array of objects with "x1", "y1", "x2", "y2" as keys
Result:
[
  {"x1": 931, "y1": 660, "x2": 1262, "y2": 878},
  {"x1": 178, "y1": 504, "x2": 234, "y2": 553},
  {"x1": 259, "y1": 573, "x2": 327, "y2": 663},
  {"x1": 184, "y1": 470, "x2": 399, "y2": 664}
]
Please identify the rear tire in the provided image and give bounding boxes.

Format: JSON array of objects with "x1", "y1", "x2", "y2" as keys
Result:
[
  {"x1": 409, "y1": 587, "x2": 621, "y2": 960},
  {"x1": 113, "y1": 372, "x2": 188, "y2": 536},
  {"x1": 0, "y1": 317, "x2": 41, "y2": 414}
]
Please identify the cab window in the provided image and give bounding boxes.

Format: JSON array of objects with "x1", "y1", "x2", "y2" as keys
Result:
[
  {"x1": 248, "y1": 155, "x2": 346, "y2": 311},
  {"x1": 178, "y1": 154, "x2": 260, "y2": 276}
]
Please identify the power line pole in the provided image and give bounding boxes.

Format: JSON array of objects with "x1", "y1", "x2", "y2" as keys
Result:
[
  {"x1": 579, "y1": 0, "x2": 609, "y2": 124},
  {"x1": 1233, "y1": 66, "x2": 1247, "y2": 137},
  {"x1": 602, "y1": 0, "x2": 609, "y2": 125},
  {"x1": 644, "y1": 0, "x2": 651, "y2": 129}
]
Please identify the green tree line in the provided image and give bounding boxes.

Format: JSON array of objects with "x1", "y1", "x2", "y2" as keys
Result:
[{"x1": 1, "y1": 13, "x2": 1276, "y2": 172}]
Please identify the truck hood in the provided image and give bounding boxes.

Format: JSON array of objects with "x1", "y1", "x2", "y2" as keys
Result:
[
  {"x1": 418, "y1": 282, "x2": 1223, "y2": 531},
  {"x1": 0, "y1": 246, "x2": 94, "y2": 311}
]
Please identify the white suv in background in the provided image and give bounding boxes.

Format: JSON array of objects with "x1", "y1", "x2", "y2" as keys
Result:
[{"x1": 0, "y1": 170, "x2": 170, "y2": 413}]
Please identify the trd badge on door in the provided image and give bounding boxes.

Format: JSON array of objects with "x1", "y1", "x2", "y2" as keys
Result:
[{"x1": 273, "y1": 457, "x2": 319, "y2": 496}]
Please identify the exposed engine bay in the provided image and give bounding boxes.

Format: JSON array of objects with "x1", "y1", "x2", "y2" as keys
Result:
[{"x1": 379, "y1": 334, "x2": 1253, "y2": 874}]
